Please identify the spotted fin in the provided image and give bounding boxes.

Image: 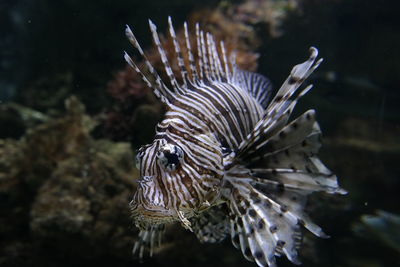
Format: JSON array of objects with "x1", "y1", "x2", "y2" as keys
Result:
[
  {"x1": 231, "y1": 51, "x2": 346, "y2": 194},
  {"x1": 222, "y1": 162, "x2": 342, "y2": 267},
  {"x1": 221, "y1": 47, "x2": 346, "y2": 266},
  {"x1": 236, "y1": 47, "x2": 322, "y2": 161},
  {"x1": 222, "y1": 108, "x2": 345, "y2": 267},
  {"x1": 190, "y1": 205, "x2": 230, "y2": 243},
  {"x1": 246, "y1": 111, "x2": 346, "y2": 195},
  {"x1": 221, "y1": 111, "x2": 345, "y2": 267},
  {"x1": 223, "y1": 170, "x2": 304, "y2": 267}
]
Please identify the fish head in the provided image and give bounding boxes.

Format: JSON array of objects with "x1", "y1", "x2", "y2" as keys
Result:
[{"x1": 131, "y1": 134, "x2": 224, "y2": 229}]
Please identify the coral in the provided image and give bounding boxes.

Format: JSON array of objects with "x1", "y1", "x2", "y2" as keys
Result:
[
  {"x1": 189, "y1": 0, "x2": 301, "y2": 62},
  {"x1": 107, "y1": 65, "x2": 148, "y2": 102},
  {"x1": 29, "y1": 139, "x2": 136, "y2": 260},
  {"x1": 0, "y1": 96, "x2": 137, "y2": 266},
  {"x1": 105, "y1": 64, "x2": 164, "y2": 146},
  {"x1": 234, "y1": 0, "x2": 299, "y2": 37}
]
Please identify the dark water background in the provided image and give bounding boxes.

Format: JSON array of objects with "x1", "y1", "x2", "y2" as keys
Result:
[{"x1": 1, "y1": 0, "x2": 399, "y2": 266}]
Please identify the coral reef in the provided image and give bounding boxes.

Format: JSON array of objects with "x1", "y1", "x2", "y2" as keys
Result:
[
  {"x1": 105, "y1": 65, "x2": 164, "y2": 146},
  {"x1": 0, "y1": 96, "x2": 137, "y2": 266}
]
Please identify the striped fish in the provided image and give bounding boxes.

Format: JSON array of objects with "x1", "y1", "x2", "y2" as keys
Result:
[{"x1": 124, "y1": 17, "x2": 346, "y2": 267}]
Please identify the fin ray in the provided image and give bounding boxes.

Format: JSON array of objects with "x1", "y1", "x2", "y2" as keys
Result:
[
  {"x1": 148, "y1": 19, "x2": 183, "y2": 95},
  {"x1": 190, "y1": 205, "x2": 229, "y2": 243},
  {"x1": 168, "y1": 16, "x2": 188, "y2": 87},
  {"x1": 125, "y1": 25, "x2": 174, "y2": 104},
  {"x1": 133, "y1": 225, "x2": 165, "y2": 259},
  {"x1": 125, "y1": 20, "x2": 236, "y2": 103},
  {"x1": 224, "y1": 174, "x2": 302, "y2": 266},
  {"x1": 234, "y1": 70, "x2": 273, "y2": 108}
]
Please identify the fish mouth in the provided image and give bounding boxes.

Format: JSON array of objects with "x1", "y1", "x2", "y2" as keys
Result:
[
  {"x1": 130, "y1": 189, "x2": 176, "y2": 222},
  {"x1": 130, "y1": 192, "x2": 195, "y2": 229},
  {"x1": 131, "y1": 204, "x2": 178, "y2": 227},
  {"x1": 137, "y1": 205, "x2": 176, "y2": 217},
  {"x1": 131, "y1": 203, "x2": 196, "y2": 231}
]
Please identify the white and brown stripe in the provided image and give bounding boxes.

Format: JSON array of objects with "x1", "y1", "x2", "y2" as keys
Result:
[{"x1": 126, "y1": 17, "x2": 270, "y2": 222}]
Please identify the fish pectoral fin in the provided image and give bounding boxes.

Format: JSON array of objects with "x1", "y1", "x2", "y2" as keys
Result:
[
  {"x1": 222, "y1": 169, "x2": 330, "y2": 267},
  {"x1": 235, "y1": 47, "x2": 323, "y2": 165},
  {"x1": 234, "y1": 108, "x2": 346, "y2": 195},
  {"x1": 235, "y1": 109, "x2": 317, "y2": 165}
]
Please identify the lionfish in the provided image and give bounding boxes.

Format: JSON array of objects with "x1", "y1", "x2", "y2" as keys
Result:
[{"x1": 124, "y1": 17, "x2": 346, "y2": 267}]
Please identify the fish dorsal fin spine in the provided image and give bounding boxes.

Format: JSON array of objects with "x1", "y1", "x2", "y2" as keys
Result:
[
  {"x1": 149, "y1": 19, "x2": 183, "y2": 95},
  {"x1": 168, "y1": 16, "x2": 188, "y2": 88},
  {"x1": 124, "y1": 18, "x2": 235, "y2": 104},
  {"x1": 124, "y1": 25, "x2": 174, "y2": 104},
  {"x1": 233, "y1": 70, "x2": 273, "y2": 108},
  {"x1": 183, "y1": 21, "x2": 198, "y2": 81},
  {"x1": 195, "y1": 23, "x2": 205, "y2": 81}
]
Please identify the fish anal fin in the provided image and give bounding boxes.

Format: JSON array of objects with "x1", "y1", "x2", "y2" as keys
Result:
[{"x1": 191, "y1": 205, "x2": 230, "y2": 243}]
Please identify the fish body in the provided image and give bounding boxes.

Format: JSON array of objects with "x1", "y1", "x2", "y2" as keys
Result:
[{"x1": 124, "y1": 17, "x2": 346, "y2": 267}]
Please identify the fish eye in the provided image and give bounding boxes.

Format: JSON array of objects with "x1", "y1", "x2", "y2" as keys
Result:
[{"x1": 157, "y1": 144, "x2": 184, "y2": 171}]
